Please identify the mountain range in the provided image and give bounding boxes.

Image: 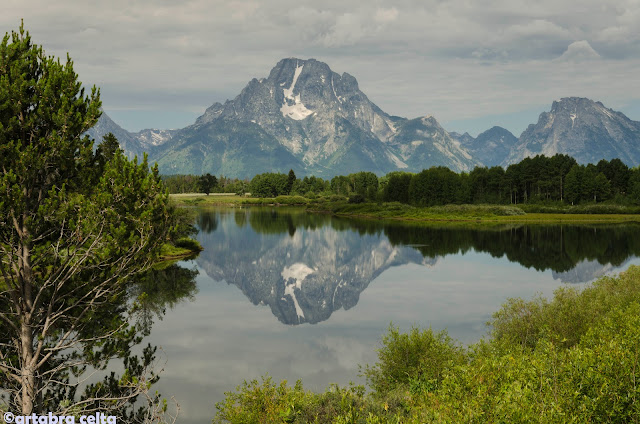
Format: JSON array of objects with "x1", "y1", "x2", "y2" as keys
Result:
[{"x1": 87, "y1": 58, "x2": 640, "y2": 177}]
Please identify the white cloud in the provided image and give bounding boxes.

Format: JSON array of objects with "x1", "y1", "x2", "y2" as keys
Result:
[
  {"x1": 374, "y1": 7, "x2": 399, "y2": 24},
  {"x1": 557, "y1": 40, "x2": 601, "y2": 61},
  {"x1": 503, "y1": 19, "x2": 571, "y2": 39}
]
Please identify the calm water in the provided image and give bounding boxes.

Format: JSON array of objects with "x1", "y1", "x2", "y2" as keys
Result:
[{"x1": 147, "y1": 207, "x2": 640, "y2": 423}]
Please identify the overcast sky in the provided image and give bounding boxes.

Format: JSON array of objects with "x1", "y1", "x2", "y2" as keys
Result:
[{"x1": 3, "y1": 0, "x2": 639, "y2": 136}]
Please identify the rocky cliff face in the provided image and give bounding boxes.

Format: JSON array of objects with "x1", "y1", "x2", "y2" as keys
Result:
[
  {"x1": 85, "y1": 113, "x2": 145, "y2": 159},
  {"x1": 504, "y1": 97, "x2": 640, "y2": 167},
  {"x1": 387, "y1": 116, "x2": 478, "y2": 171},
  {"x1": 155, "y1": 58, "x2": 412, "y2": 177}
]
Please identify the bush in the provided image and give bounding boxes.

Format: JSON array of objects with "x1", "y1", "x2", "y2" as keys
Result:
[
  {"x1": 174, "y1": 237, "x2": 202, "y2": 252},
  {"x1": 213, "y1": 377, "x2": 388, "y2": 424},
  {"x1": 274, "y1": 195, "x2": 309, "y2": 205},
  {"x1": 214, "y1": 376, "x2": 309, "y2": 424},
  {"x1": 329, "y1": 194, "x2": 347, "y2": 202},
  {"x1": 363, "y1": 325, "x2": 466, "y2": 397}
]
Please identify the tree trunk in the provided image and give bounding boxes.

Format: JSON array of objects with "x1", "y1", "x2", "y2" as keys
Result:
[
  {"x1": 560, "y1": 175, "x2": 563, "y2": 202},
  {"x1": 21, "y1": 322, "x2": 36, "y2": 415},
  {"x1": 19, "y1": 233, "x2": 38, "y2": 415}
]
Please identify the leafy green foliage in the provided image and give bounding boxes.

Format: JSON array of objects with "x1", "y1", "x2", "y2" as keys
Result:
[
  {"x1": 249, "y1": 172, "x2": 289, "y2": 197},
  {"x1": 382, "y1": 172, "x2": 412, "y2": 203},
  {"x1": 169, "y1": 155, "x2": 640, "y2": 210},
  {"x1": 489, "y1": 265, "x2": 640, "y2": 349},
  {"x1": 286, "y1": 169, "x2": 296, "y2": 194},
  {"x1": 161, "y1": 174, "x2": 201, "y2": 193},
  {"x1": 198, "y1": 172, "x2": 218, "y2": 195},
  {"x1": 363, "y1": 326, "x2": 466, "y2": 398}
]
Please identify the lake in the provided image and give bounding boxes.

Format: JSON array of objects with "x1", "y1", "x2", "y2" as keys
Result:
[{"x1": 146, "y1": 207, "x2": 640, "y2": 423}]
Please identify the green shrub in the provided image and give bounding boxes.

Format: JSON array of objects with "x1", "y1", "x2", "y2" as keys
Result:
[
  {"x1": 329, "y1": 194, "x2": 348, "y2": 202},
  {"x1": 213, "y1": 377, "x2": 388, "y2": 424},
  {"x1": 174, "y1": 237, "x2": 202, "y2": 252},
  {"x1": 489, "y1": 265, "x2": 640, "y2": 349},
  {"x1": 274, "y1": 195, "x2": 309, "y2": 205},
  {"x1": 363, "y1": 325, "x2": 466, "y2": 398},
  {"x1": 213, "y1": 376, "x2": 310, "y2": 424}
]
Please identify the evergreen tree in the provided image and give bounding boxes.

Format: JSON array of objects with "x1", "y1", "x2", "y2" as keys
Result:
[
  {"x1": 564, "y1": 165, "x2": 582, "y2": 205},
  {"x1": 286, "y1": 169, "x2": 296, "y2": 195},
  {"x1": 0, "y1": 24, "x2": 176, "y2": 420}
]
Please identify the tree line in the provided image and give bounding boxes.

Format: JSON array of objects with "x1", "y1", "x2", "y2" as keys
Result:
[{"x1": 170, "y1": 154, "x2": 640, "y2": 206}]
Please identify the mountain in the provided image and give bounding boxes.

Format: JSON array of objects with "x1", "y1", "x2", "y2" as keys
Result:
[
  {"x1": 152, "y1": 58, "x2": 480, "y2": 177},
  {"x1": 449, "y1": 131, "x2": 474, "y2": 145},
  {"x1": 86, "y1": 113, "x2": 176, "y2": 160},
  {"x1": 88, "y1": 70, "x2": 640, "y2": 176},
  {"x1": 386, "y1": 116, "x2": 476, "y2": 172},
  {"x1": 86, "y1": 113, "x2": 145, "y2": 159},
  {"x1": 504, "y1": 97, "x2": 640, "y2": 167},
  {"x1": 90, "y1": 58, "x2": 478, "y2": 177},
  {"x1": 453, "y1": 126, "x2": 518, "y2": 167}
]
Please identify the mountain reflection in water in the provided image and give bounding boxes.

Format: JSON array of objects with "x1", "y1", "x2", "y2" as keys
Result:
[{"x1": 193, "y1": 207, "x2": 640, "y2": 325}]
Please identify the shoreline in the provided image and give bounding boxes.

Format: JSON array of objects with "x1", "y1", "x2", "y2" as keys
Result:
[{"x1": 169, "y1": 194, "x2": 640, "y2": 224}]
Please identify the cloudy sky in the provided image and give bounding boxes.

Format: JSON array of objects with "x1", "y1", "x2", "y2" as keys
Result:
[{"x1": 3, "y1": 0, "x2": 639, "y2": 136}]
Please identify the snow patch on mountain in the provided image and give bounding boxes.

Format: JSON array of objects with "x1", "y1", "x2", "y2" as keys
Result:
[{"x1": 280, "y1": 63, "x2": 314, "y2": 120}]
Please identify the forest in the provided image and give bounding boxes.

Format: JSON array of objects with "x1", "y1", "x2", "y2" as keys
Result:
[{"x1": 163, "y1": 154, "x2": 640, "y2": 206}]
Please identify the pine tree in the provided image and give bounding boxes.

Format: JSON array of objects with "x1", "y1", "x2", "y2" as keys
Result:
[
  {"x1": 286, "y1": 169, "x2": 296, "y2": 195},
  {"x1": 0, "y1": 23, "x2": 176, "y2": 419}
]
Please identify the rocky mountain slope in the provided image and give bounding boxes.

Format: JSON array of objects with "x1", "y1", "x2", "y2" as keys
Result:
[
  {"x1": 152, "y1": 58, "x2": 479, "y2": 177},
  {"x1": 452, "y1": 126, "x2": 518, "y2": 167},
  {"x1": 86, "y1": 113, "x2": 176, "y2": 160},
  {"x1": 503, "y1": 97, "x2": 640, "y2": 167}
]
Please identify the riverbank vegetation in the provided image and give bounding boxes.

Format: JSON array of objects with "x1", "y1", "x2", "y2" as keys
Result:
[
  {"x1": 164, "y1": 154, "x2": 640, "y2": 208},
  {"x1": 214, "y1": 265, "x2": 640, "y2": 423},
  {"x1": 170, "y1": 194, "x2": 640, "y2": 224}
]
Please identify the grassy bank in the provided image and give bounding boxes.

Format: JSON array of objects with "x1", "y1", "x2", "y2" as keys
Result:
[
  {"x1": 323, "y1": 202, "x2": 640, "y2": 223},
  {"x1": 170, "y1": 193, "x2": 309, "y2": 206},
  {"x1": 214, "y1": 265, "x2": 640, "y2": 423},
  {"x1": 170, "y1": 194, "x2": 640, "y2": 223},
  {"x1": 159, "y1": 237, "x2": 203, "y2": 261}
]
